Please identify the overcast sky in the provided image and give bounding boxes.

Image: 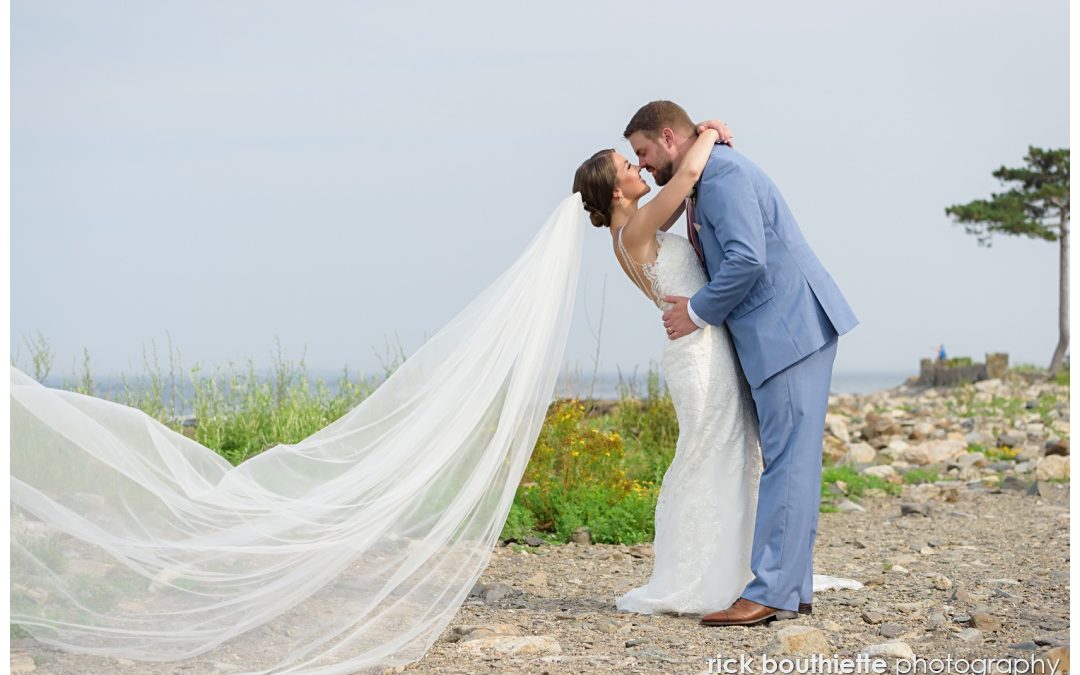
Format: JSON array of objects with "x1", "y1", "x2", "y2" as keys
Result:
[{"x1": 10, "y1": 1, "x2": 1070, "y2": 385}]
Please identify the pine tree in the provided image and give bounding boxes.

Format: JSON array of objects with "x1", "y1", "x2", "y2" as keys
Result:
[{"x1": 946, "y1": 147, "x2": 1070, "y2": 377}]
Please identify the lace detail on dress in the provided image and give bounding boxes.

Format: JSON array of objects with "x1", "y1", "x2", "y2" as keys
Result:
[
  {"x1": 615, "y1": 226, "x2": 664, "y2": 308},
  {"x1": 616, "y1": 230, "x2": 705, "y2": 311}
]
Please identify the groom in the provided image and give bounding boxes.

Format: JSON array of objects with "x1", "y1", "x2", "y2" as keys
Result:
[{"x1": 624, "y1": 101, "x2": 858, "y2": 626}]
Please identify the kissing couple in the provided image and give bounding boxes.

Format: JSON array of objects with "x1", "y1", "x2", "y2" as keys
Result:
[
  {"x1": 10, "y1": 99, "x2": 859, "y2": 673},
  {"x1": 573, "y1": 99, "x2": 859, "y2": 625}
]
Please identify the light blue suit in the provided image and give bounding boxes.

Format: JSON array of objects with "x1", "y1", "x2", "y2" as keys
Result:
[{"x1": 687, "y1": 144, "x2": 858, "y2": 612}]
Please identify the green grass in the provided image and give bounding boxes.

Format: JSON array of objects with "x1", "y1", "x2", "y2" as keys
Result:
[
  {"x1": 15, "y1": 334, "x2": 392, "y2": 466},
  {"x1": 821, "y1": 466, "x2": 903, "y2": 499},
  {"x1": 1055, "y1": 366, "x2": 1070, "y2": 386},
  {"x1": 1011, "y1": 363, "x2": 1045, "y2": 374},
  {"x1": 902, "y1": 467, "x2": 941, "y2": 484}
]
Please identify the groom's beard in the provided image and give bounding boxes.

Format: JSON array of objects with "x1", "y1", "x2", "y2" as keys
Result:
[{"x1": 652, "y1": 158, "x2": 675, "y2": 186}]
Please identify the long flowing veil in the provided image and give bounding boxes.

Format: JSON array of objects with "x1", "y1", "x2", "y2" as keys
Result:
[{"x1": 11, "y1": 194, "x2": 586, "y2": 674}]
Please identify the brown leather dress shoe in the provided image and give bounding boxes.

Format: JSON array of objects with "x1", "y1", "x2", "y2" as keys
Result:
[{"x1": 699, "y1": 598, "x2": 785, "y2": 626}]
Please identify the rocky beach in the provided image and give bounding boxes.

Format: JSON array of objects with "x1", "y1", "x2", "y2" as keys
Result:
[{"x1": 11, "y1": 374, "x2": 1071, "y2": 674}]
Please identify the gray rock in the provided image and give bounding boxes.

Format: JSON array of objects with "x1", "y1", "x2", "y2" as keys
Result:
[
  {"x1": 950, "y1": 587, "x2": 975, "y2": 605},
  {"x1": 911, "y1": 422, "x2": 935, "y2": 440},
  {"x1": 970, "y1": 612, "x2": 1003, "y2": 631},
  {"x1": 906, "y1": 483, "x2": 942, "y2": 502},
  {"x1": 826, "y1": 414, "x2": 851, "y2": 443},
  {"x1": 1027, "y1": 480, "x2": 1057, "y2": 498},
  {"x1": 842, "y1": 443, "x2": 878, "y2": 466},
  {"x1": 524, "y1": 536, "x2": 546, "y2": 547},
  {"x1": 1008, "y1": 641, "x2": 1038, "y2": 651},
  {"x1": 1036, "y1": 455, "x2": 1069, "y2": 481},
  {"x1": 901, "y1": 502, "x2": 931, "y2": 517},
  {"x1": 956, "y1": 452, "x2": 988, "y2": 469},
  {"x1": 984, "y1": 578, "x2": 1021, "y2": 586},
  {"x1": 1018, "y1": 445, "x2": 1044, "y2": 462},
  {"x1": 955, "y1": 628, "x2": 983, "y2": 641},
  {"x1": 862, "y1": 465, "x2": 896, "y2": 479},
  {"x1": 945, "y1": 509, "x2": 977, "y2": 518},
  {"x1": 858, "y1": 641, "x2": 915, "y2": 660},
  {"x1": 878, "y1": 623, "x2": 906, "y2": 639},
  {"x1": 477, "y1": 582, "x2": 515, "y2": 604},
  {"x1": 862, "y1": 611, "x2": 885, "y2": 624},
  {"x1": 1039, "y1": 617, "x2": 1069, "y2": 631},
  {"x1": 765, "y1": 626, "x2": 830, "y2": 656},
  {"x1": 885, "y1": 439, "x2": 911, "y2": 457},
  {"x1": 625, "y1": 645, "x2": 680, "y2": 663},
  {"x1": 1045, "y1": 437, "x2": 1070, "y2": 456},
  {"x1": 863, "y1": 413, "x2": 901, "y2": 441},
  {"x1": 998, "y1": 433, "x2": 1024, "y2": 448},
  {"x1": 455, "y1": 624, "x2": 522, "y2": 642},
  {"x1": 836, "y1": 499, "x2": 866, "y2": 513},
  {"x1": 458, "y1": 634, "x2": 561, "y2": 657},
  {"x1": 593, "y1": 618, "x2": 629, "y2": 634},
  {"x1": 926, "y1": 612, "x2": 947, "y2": 629},
  {"x1": 1000, "y1": 476, "x2": 1030, "y2": 491},
  {"x1": 1035, "y1": 635, "x2": 1067, "y2": 647}
]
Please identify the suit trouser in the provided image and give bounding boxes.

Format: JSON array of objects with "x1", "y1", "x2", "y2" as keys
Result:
[{"x1": 740, "y1": 335, "x2": 838, "y2": 612}]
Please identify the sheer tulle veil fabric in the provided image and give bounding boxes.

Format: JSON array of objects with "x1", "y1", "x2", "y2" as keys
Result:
[{"x1": 10, "y1": 194, "x2": 585, "y2": 674}]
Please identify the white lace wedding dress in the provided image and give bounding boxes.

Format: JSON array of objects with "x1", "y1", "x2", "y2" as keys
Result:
[
  {"x1": 613, "y1": 229, "x2": 763, "y2": 616},
  {"x1": 612, "y1": 229, "x2": 863, "y2": 616}
]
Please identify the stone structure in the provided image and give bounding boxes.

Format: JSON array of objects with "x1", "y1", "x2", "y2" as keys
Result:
[{"x1": 918, "y1": 352, "x2": 1009, "y2": 387}]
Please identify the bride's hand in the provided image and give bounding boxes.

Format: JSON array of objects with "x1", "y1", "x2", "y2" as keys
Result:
[{"x1": 697, "y1": 119, "x2": 734, "y2": 147}]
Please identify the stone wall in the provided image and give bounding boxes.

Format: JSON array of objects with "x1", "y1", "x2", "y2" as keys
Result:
[{"x1": 918, "y1": 353, "x2": 1009, "y2": 387}]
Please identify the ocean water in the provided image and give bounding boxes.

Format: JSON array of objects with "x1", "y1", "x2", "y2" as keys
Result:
[{"x1": 35, "y1": 368, "x2": 910, "y2": 418}]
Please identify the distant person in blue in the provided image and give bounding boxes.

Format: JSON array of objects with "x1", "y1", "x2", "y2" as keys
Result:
[{"x1": 938, "y1": 344, "x2": 947, "y2": 362}]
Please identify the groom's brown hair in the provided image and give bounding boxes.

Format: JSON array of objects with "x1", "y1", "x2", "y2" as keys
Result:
[{"x1": 623, "y1": 100, "x2": 696, "y2": 140}]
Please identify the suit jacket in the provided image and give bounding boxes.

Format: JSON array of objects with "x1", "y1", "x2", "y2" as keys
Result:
[{"x1": 688, "y1": 145, "x2": 858, "y2": 389}]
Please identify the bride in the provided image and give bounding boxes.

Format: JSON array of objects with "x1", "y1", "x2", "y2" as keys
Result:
[{"x1": 571, "y1": 120, "x2": 764, "y2": 617}]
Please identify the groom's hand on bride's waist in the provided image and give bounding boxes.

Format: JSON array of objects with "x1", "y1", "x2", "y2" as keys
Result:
[{"x1": 661, "y1": 296, "x2": 700, "y2": 341}]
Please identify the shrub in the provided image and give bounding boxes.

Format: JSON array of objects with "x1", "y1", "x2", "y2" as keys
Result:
[{"x1": 513, "y1": 400, "x2": 660, "y2": 544}]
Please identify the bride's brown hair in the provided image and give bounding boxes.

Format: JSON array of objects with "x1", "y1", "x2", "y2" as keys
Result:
[{"x1": 572, "y1": 149, "x2": 617, "y2": 228}]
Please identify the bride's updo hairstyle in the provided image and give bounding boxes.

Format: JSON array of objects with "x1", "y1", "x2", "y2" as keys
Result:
[{"x1": 572, "y1": 149, "x2": 617, "y2": 228}]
